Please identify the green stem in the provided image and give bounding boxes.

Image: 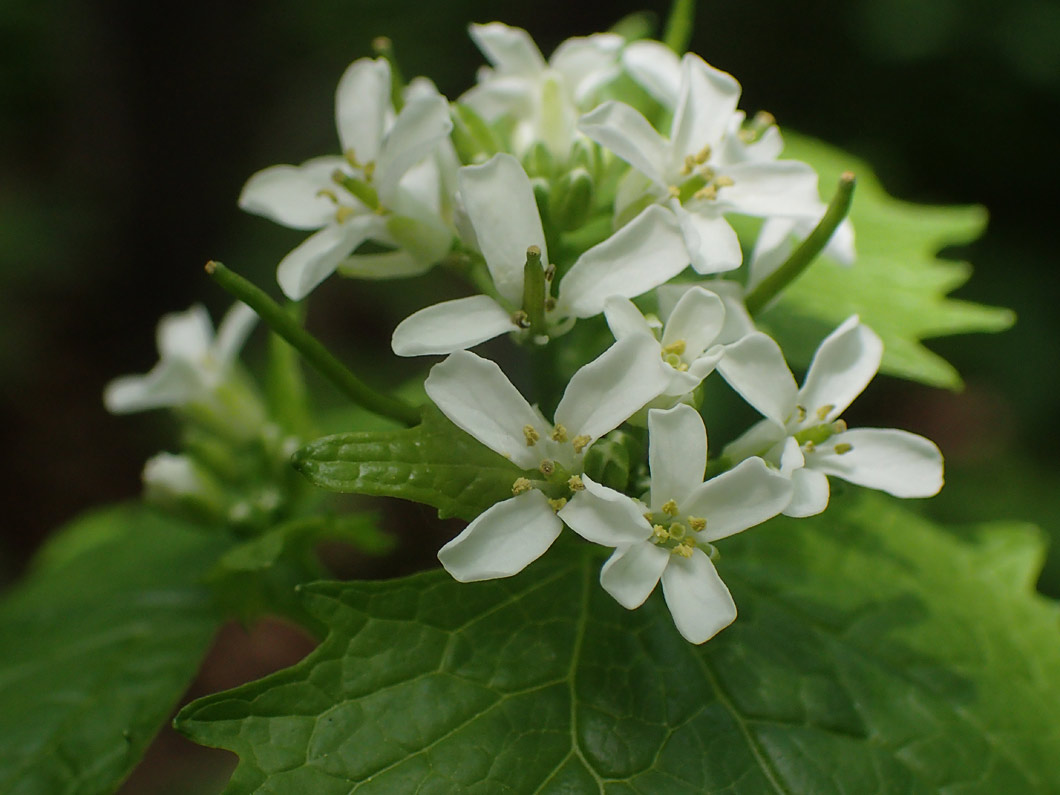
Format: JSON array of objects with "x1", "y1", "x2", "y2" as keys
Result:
[
  {"x1": 744, "y1": 172, "x2": 856, "y2": 316},
  {"x1": 662, "y1": 0, "x2": 696, "y2": 54},
  {"x1": 205, "y1": 261, "x2": 421, "y2": 427}
]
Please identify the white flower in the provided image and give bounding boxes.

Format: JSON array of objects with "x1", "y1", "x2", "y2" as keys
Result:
[
  {"x1": 391, "y1": 152, "x2": 690, "y2": 356},
  {"x1": 558, "y1": 404, "x2": 792, "y2": 643},
  {"x1": 239, "y1": 59, "x2": 454, "y2": 299},
  {"x1": 461, "y1": 22, "x2": 623, "y2": 159},
  {"x1": 579, "y1": 53, "x2": 826, "y2": 274},
  {"x1": 604, "y1": 285, "x2": 805, "y2": 412},
  {"x1": 724, "y1": 316, "x2": 944, "y2": 516},
  {"x1": 103, "y1": 302, "x2": 257, "y2": 415},
  {"x1": 424, "y1": 335, "x2": 672, "y2": 582}
]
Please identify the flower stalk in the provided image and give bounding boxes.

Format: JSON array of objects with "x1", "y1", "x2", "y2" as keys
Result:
[
  {"x1": 744, "y1": 172, "x2": 857, "y2": 315},
  {"x1": 205, "y1": 261, "x2": 421, "y2": 427}
]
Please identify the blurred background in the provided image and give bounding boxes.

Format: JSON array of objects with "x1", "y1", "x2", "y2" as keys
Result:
[{"x1": 2, "y1": 0, "x2": 1058, "y2": 790}]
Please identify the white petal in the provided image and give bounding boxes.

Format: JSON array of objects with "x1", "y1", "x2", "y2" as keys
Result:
[
  {"x1": 682, "y1": 457, "x2": 792, "y2": 541},
  {"x1": 335, "y1": 58, "x2": 391, "y2": 161},
  {"x1": 459, "y1": 77, "x2": 532, "y2": 122},
  {"x1": 392, "y1": 296, "x2": 517, "y2": 357},
  {"x1": 622, "y1": 40, "x2": 682, "y2": 108},
  {"x1": 660, "y1": 548, "x2": 737, "y2": 644},
  {"x1": 784, "y1": 467, "x2": 830, "y2": 518},
  {"x1": 549, "y1": 34, "x2": 623, "y2": 104},
  {"x1": 213, "y1": 302, "x2": 258, "y2": 366},
  {"x1": 670, "y1": 202, "x2": 742, "y2": 274},
  {"x1": 747, "y1": 217, "x2": 797, "y2": 293},
  {"x1": 661, "y1": 286, "x2": 725, "y2": 358},
  {"x1": 716, "y1": 332, "x2": 799, "y2": 425},
  {"x1": 156, "y1": 305, "x2": 213, "y2": 361},
  {"x1": 810, "y1": 428, "x2": 944, "y2": 498},
  {"x1": 558, "y1": 477, "x2": 652, "y2": 547},
  {"x1": 437, "y1": 491, "x2": 562, "y2": 582},
  {"x1": 554, "y1": 335, "x2": 671, "y2": 443},
  {"x1": 375, "y1": 92, "x2": 453, "y2": 203},
  {"x1": 469, "y1": 22, "x2": 546, "y2": 76},
  {"x1": 103, "y1": 363, "x2": 201, "y2": 414},
  {"x1": 238, "y1": 157, "x2": 346, "y2": 230},
  {"x1": 557, "y1": 205, "x2": 688, "y2": 319},
  {"x1": 276, "y1": 217, "x2": 380, "y2": 300},
  {"x1": 338, "y1": 250, "x2": 434, "y2": 280},
  {"x1": 670, "y1": 54, "x2": 741, "y2": 160},
  {"x1": 648, "y1": 404, "x2": 707, "y2": 510},
  {"x1": 718, "y1": 161, "x2": 822, "y2": 218},
  {"x1": 600, "y1": 542, "x2": 671, "y2": 610},
  {"x1": 459, "y1": 153, "x2": 546, "y2": 305},
  {"x1": 723, "y1": 418, "x2": 787, "y2": 465},
  {"x1": 577, "y1": 101, "x2": 670, "y2": 186},
  {"x1": 424, "y1": 350, "x2": 544, "y2": 470},
  {"x1": 798, "y1": 316, "x2": 883, "y2": 421},
  {"x1": 603, "y1": 296, "x2": 655, "y2": 341}
]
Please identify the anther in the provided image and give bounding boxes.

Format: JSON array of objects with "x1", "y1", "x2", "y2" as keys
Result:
[
  {"x1": 695, "y1": 145, "x2": 712, "y2": 164},
  {"x1": 661, "y1": 499, "x2": 679, "y2": 517},
  {"x1": 834, "y1": 443, "x2": 853, "y2": 455},
  {"x1": 652, "y1": 524, "x2": 670, "y2": 541},
  {"x1": 547, "y1": 497, "x2": 568, "y2": 512},
  {"x1": 796, "y1": 405, "x2": 807, "y2": 422},
  {"x1": 572, "y1": 435, "x2": 591, "y2": 454},
  {"x1": 681, "y1": 154, "x2": 696, "y2": 175},
  {"x1": 551, "y1": 424, "x2": 568, "y2": 442},
  {"x1": 661, "y1": 340, "x2": 686, "y2": 356},
  {"x1": 694, "y1": 185, "x2": 717, "y2": 201},
  {"x1": 816, "y1": 404, "x2": 835, "y2": 420},
  {"x1": 523, "y1": 425, "x2": 540, "y2": 446},
  {"x1": 567, "y1": 475, "x2": 585, "y2": 491},
  {"x1": 512, "y1": 310, "x2": 531, "y2": 329},
  {"x1": 674, "y1": 542, "x2": 695, "y2": 558},
  {"x1": 714, "y1": 175, "x2": 734, "y2": 188},
  {"x1": 315, "y1": 188, "x2": 339, "y2": 203},
  {"x1": 335, "y1": 206, "x2": 356, "y2": 223},
  {"x1": 688, "y1": 516, "x2": 707, "y2": 532},
  {"x1": 512, "y1": 477, "x2": 533, "y2": 495},
  {"x1": 832, "y1": 419, "x2": 848, "y2": 434},
  {"x1": 343, "y1": 149, "x2": 360, "y2": 168},
  {"x1": 544, "y1": 263, "x2": 556, "y2": 282},
  {"x1": 668, "y1": 185, "x2": 681, "y2": 199}
]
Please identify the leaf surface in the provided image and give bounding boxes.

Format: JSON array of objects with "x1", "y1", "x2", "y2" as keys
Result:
[
  {"x1": 762, "y1": 133, "x2": 1014, "y2": 389},
  {"x1": 293, "y1": 406, "x2": 526, "y2": 521},
  {"x1": 176, "y1": 493, "x2": 1060, "y2": 793},
  {"x1": 0, "y1": 505, "x2": 228, "y2": 795}
]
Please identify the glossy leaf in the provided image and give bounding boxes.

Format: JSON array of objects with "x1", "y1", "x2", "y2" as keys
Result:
[
  {"x1": 762, "y1": 132, "x2": 1015, "y2": 389},
  {"x1": 293, "y1": 406, "x2": 526, "y2": 521},
  {"x1": 176, "y1": 493, "x2": 1060, "y2": 792},
  {"x1": 0, "y1": 505, "x2": 228, "y2": 794}
]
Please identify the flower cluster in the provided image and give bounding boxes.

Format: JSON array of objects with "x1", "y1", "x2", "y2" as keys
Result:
[{"x1": 105, "y1": 22, "x2": 942, "y2": 644}]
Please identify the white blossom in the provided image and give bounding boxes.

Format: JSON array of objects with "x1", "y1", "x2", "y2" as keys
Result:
[
  {"x1": 559, "y1": 404, "x2": 792, "y2": 643},
  {"x1": 103, "y1": 302, "x2": 257, "y2": 415},
  {"x1": 424, "y1": 335, "x2": 672, "y2": 582},
  {"x1": 579, "y1": 52, "x2": 828, "y2": 274},
  {"x1": 239, "y1": 59, "x2": 455, "y2": 299},
  {"x1": 392, "y1": 153, "x2": 689, "y2": 356},
  {"x1": 461, "y1": 22, "x2": 623, "y2": 159},
  {"x1": 724, "y1": 316, "x2": 944, "y2": 516}
]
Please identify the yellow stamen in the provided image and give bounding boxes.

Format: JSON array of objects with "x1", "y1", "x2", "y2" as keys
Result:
[
  {"x1": 796, "y1": 405, "x2": 807, "y2": 422},
  {"x1": 688, "y1": 516, "x2": 707, "y2": 532},
  {"x1": 572, "y1": 435, "x2": 591, "y2": 454},
  {"x1": 816, "y1": 404, "x2": 835, "y2": 420},
  {"x1": 652, "y1": 524, "x2": 670, "y2": 541},
  {"x1": 695, "y1": 145, "x2": 712, "y2": 164},
  {"x1": 661, "y1": 340, "x2": 686, "y2": 356},
  {"x1": 694, "y1": 185, "x2": 717, "y2": 201},
  {"x1": 567, "y1": 475, "x2": 585, "y2": 491},
  {"x1": 523, "y1": 425, "x2": 540, "y2": 446},
  {"x1": 512, "y1": 477, "x2": 533, "y2": 496},
  {"x1": 674, "y1": 542, "x2": 695, "y2": 558},
  {"x1": 551, "y1": 424, "x2": 568, "y2": 442},
  {"x1": 548, "y1": 497, "x2": 568, "y2": 512},
  {"x1": 668, "y1": 185, "x2": 681, "y2": 199},
  {"x1": 335, "y1": 206, "x2": 357, "y2": 223},
  {"x1": 661, "y1": 499, "x2": 679, "y2": 517},
  {"x1": 315, "y1": 188, "x2": 339, "y2": 203},
  {"x1": 714, "y1": 175, "x2": 734, "y2": 188},
  {"x1": 834, "y1": 443, "x2": 853, "y2": 455}
]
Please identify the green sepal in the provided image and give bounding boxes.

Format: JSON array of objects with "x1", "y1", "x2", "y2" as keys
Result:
[
  {"x1": 583, "y1": 428, "x2": 641, "y2": 491},
  {"x1": 292, "y1": 405, "x2": 527, "y2": 521},
  {"x1": 551, "y1": 166, "x2": 595, "y2": 232}
]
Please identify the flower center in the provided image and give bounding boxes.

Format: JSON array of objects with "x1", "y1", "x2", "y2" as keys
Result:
[
  {"x1": 644, "y1": 499, "x2": 710, "y2": 557},
  {"x1": 790, "y1": 404, "x2": 855, "y2": 456}
]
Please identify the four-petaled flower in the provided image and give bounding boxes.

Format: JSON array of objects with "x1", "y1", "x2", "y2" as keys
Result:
[
  {"x1": 392, "y1": 152, "x2": 690, "y2": 356},
  {"x1": 724, "y1": 316, "x2": 944, "y2": 516},
  {"x1": 579, "y1": 52, "x2": 826, "y2": 274},
  {"x1": 559, "y1": 404, "x2": 792, "y2": 643},
  {"x1": 424, "y1": 335, "x2": 672, "y2": 581},
  {"x1": 239, "y1": 58, "x2": 455, "y2": 299}
]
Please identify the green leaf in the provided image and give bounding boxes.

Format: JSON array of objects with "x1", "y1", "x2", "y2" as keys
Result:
[
  {"x1": 176, "y1": 493, "x2": 1060, "y2": 792},
  {"x1": 762, "y1": 132, "x2": 1015, "y2": 389},
  {"x1": 0, "y1": 504, "x2": 228, "y2": 795},
  {"x1": 293, "y1": 406, "x2": 526, "y2": 521},
  {"x1": 209, "y1": 513, "x2": 394, "y2": 627}
]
